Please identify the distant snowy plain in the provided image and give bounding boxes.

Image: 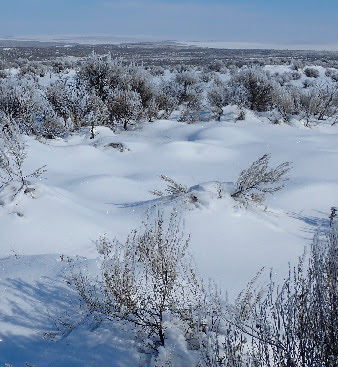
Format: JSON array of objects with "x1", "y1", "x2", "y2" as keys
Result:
[
  {"x1": 1, "y1": 35, "x2": 338, "y2": 51},
  {"x1": 1, "y1": 66, "x2": 338, "y2": 366}
]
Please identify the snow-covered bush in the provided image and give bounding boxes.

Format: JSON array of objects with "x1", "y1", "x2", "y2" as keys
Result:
[
  {"x1": 150, "y1": 175, "x2": 189, "y2": 198},
  {"x1": 304, "y1": 67, "x2": 320, "y2": 78},
  {"x1": 175, "y1": 70, "x2": 199, "y2": 102},
  {"x1": 174, "y1": 71, "x2": 203, "y2": 122},
  {"x1": 0, "y1": 77, "x2": 64, "y2": 137},
  {"x1": 291, "y1": 58, "x2": 304, "y2": 71},
  {"x1": 77, "y1": 53, "x2": 116, "y2": 101},
  {"x1": 228, "y1": 67, "x2": 273, "y2": 112},
  {"x1": 156, "y1": 79, "x2": 182, "y2": 119},
  {"x1": 71, "y1": 210, "x2": 203, "y2": 351},
  {"x1": 271, "y1": 84, "x2": 300, "y2": 122},
  {"x1": 46, "y1": 78, "x2": 109, "y2": 135},
  {"x1": 325, "y1": 68, "x2": 338, "y2": 82},
  {"x1": 229, "y1": 211, "x2": 338, "y2": 366},
  {"x1": 0, "y1": 77, "x2": 38, "y2": 133},
  {"x1": 19, "y1": 61, "x2": 47, "y2": 78},
  {"x1": 123, "y1": 67, "x2": 157, "y2": 116},
  {"x1": 231, "y1": 154, "x2": 291, "y2": 206},
  {"x1": 106, "y1": 88, "x2": 143, "y2": 130},
  {"x1": 178, "y1": 85, "x2": 203, "y2": 123},
  {"x1": 299, "y1": 83, "x2": 338, "y2": 126},
  {"x1": 0, "y1": 113, "x2": 46, "y2": 201},
  {"x1": 207, "y1": 80, "x2": 229, "y2": 121},
  {"x1": 290, "y1": 70, "x2": 301, "y2": 80}
]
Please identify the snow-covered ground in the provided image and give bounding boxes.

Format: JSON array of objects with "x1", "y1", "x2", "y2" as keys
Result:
[
  {"x1": 181, "y1": 40, "x2": 338, "y2": 51},
  {"x1": 2, "y1": 35, "x2": 338, "y2": 51},
  {"x1": 1, "y1": 108, "x2": 338, "y2": 365}
]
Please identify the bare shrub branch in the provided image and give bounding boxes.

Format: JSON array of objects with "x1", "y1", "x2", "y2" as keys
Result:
[
  {"x1": 150, "y1": 175, "x2": 188, "y2": 198},
  {"x1": 231, "y1": 154, "x2": 291, "y2": 205}
]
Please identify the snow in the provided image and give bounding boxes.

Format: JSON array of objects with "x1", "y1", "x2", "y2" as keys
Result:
[
  {"x1": 3, "y1": 35, "x2": 338, "y2": 51},
  {"x1": 181, "y1": 40, "x2": 338, "y2": 51},
  {"x1": 1, "y1": 107, "x2": 338, "y2": 365}
]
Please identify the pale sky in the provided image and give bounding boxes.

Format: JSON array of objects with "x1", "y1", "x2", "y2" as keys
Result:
[{"x1": 0, "y1": 0, "x2": 337, "y2": 45}]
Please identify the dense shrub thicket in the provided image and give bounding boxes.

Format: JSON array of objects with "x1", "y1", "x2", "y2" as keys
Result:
[{"x1": 0, "y1": 53, "x2": 337, "y2": 137}]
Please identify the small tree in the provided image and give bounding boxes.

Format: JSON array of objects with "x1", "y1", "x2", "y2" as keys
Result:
[{"x1": 231, "y1": 154, "x2": 291, "y2": 205}]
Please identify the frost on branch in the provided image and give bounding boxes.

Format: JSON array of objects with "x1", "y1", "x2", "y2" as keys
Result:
[
  {"x1": 150, "y1": 175, "x2": 188, "y2": 198},
  {"x1": 228, "y1": 210, "x2": 338, "y2": 366},
  {"x1": 0, "y1": 113, "x2": 46, "y2": 201},
  {"x1": 231, "y1": 154, "x2": 291, "y2": 205}
]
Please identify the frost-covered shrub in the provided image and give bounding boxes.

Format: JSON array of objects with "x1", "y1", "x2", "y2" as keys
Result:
[
  {"x1": 143, "y1": 95, "x2": 160, "y2": 122},
  {"x1": 228, "y1": 67, "x2": 273, "y2": 112},
  {"x1": 299, "y1": 83, "x2": 338, "y2": 125},
  {"x1": 77, "y1": 53, "x2": 117, "y2": 101},
  {"x1": 173, "y1": 70, "x2": 203, "y2": 122},
  {"x1": 178, "y1": 85, "x2": 203, "y2": 123},
  {"x1": 46, "y1": 78, "x2": 109, "y2": 134},
  {"x1": 51, "y1": 58, "x2": 74, "y2": 73},
  {"x1": 175, "y1": 70, "x2": 200, "y2": 105},
  {"x1": 19, "y1": 61, "x2": 47, "y2": 78},
  {"x1": 325, "y1": 68, "x2": 338, "y2": 82},
  {"x1": 271, "y1": 84, "x2": 301, "y2": 122},
  {"x1": 0, "y1": 77, "x2": 38, "y2": 132},
  {"x1": 147, "y1": 65, "x2": 165, "y2": 77},
  {"x1": 199, "y1": 70, "x2": 215, "y2": 83},
  {"x1": 291, "y1": 58, "x2": 304, "y2": 71},
  {"x1": 156, "y1": 79, "x2": 182, "y2": 119},
  {"x1": 230, "y1": 212, "x2": 338, "y2": 366},
  {"x1": 71, "y1": 210, "x2": 203, "y2": 350},
  {"x1": 206, "y1": 59, "x2": 224, "y2": 73},
  {"x1": 207, "y1": 80, "x2": 229, "y2": 121},
  {"x1": 0, "y1": 77, "x2": 62, "y2": 136},
  {"x1": 303, "y1": 79, "x2": 315, "y2": 88},
  {"x1": 290, "y1": 70, "x2": 301, "y2": 80},
  {"x1": 150, "y1": 175, "x2": 188, "y2": 199},
  {"x1": 304, "y1": 67, "x2": 320, "y2": 78},
  {"x1": 123, "y1": 67, "x2": 157, "y2": 113},
  {"x1": 0, "y1": 113, "x2": 46, "y2": 200},
  {"x1": 35, "y1": 105, "x2": 66, "y2": 138},
  {"x1": 45, "y1": 78, "x2": 71, "y2": 124},
  {"x1": 231, "y1": 154, "x2": 291, "y2": 206},
  {"x1": 106, "y1": 88, "x2": 142, "y2": 130},
  {"x1": 0, "y1": 70, "x2": 8, "y2": 79}
]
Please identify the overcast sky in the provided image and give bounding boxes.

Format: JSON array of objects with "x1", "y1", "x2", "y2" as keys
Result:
[{"x1": 0, "y1": 0, "x2": 337, "y2": 44}]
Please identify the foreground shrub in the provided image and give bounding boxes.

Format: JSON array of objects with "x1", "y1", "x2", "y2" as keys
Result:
[
  {"x1": 230, "y1": 213, "x2": 338, "y2": 366},
  {"x1": 71, "y1": 210, "x2": 203, "y2": 350}
]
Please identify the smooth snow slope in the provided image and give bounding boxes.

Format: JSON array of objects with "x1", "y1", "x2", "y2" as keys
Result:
[{"x1": 1, "y1": 111, "x2": 338, "y2": 365}]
